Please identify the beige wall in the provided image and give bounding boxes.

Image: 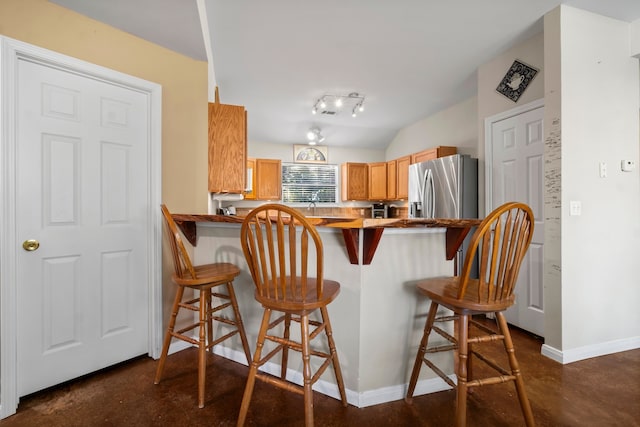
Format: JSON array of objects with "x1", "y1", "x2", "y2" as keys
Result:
[
  {"x1": 0, "y1": 0, "x2": 209, "y2": 213},
  {"x1": 476, "y1": 32, "x2": 545, "y2": 214}
]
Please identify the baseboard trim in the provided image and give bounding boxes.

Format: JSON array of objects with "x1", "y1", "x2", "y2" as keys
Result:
[
  {"x1": 166, "y1": 342, "x2": 453, "y2": 408},
  {"x1": 541, "y1": 336, "x2": 640, "y2": 364},
  {"x1": 355, "y1": 375, "x2": 455, "y2": 408},
  {"x1": 250, "y1": 357, "x2": 454, "y2": 408}
]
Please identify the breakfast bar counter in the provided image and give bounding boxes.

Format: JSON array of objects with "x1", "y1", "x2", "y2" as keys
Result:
[
  {"x1": 171, "y1": 214, "x2": 480, "y2": 265},
  {"x1": 172, "y1": 213, "x2": 481, "y2": 408}
]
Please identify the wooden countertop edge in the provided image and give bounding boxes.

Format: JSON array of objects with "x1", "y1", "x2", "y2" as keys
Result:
[{"x1": 171, "y1": 213, "x2": 481, "y2": 229}]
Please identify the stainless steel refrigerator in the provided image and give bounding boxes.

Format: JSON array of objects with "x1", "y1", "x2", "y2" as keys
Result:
[
  {"x1": 408, "y1": 154, "x2": 478, "y2": 273},
  {"x1": 408, "y1": 154, "x2": 478, "y2": 219}
]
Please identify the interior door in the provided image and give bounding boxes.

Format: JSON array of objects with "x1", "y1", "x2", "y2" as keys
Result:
[
  {"x1": 16, "y1": 57, "x2": 150, "y2": 396},
  {"x1": 489, "y1": 104, "x2": 545, "y2": 337}
]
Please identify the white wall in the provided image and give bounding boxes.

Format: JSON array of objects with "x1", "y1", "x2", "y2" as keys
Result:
[
  {"x1": 542, "y1": 6, "x2": 640, "y2": 362},
  {"x1": 559, "y1": 6, "x2": 640, "y2": 354},
  {"x1": 248, "y1": 139, "x2": 384, "y2": 165},
  {"x1": 631, "y1": 19, "x2": 640, "y2": 57},
  {"x1": 385, "y1": 97, "x2": 477, "y2": 161}
]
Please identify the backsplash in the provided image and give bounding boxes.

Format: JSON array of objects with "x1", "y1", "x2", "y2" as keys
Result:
[{"x1": 234, "y1": 206, "x2": 408, "y2": 219}]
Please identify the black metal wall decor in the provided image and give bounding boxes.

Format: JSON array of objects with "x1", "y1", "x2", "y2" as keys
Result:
[{"x1": 496, "y1": 60, "x2": 539, "y2": 102}]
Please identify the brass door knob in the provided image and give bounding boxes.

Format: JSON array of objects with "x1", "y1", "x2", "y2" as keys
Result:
[{"x1": 22, "y1": 239, "x2": 40, "y2": 251}]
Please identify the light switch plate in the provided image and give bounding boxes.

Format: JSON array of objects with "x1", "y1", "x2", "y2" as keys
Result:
[
  {"x1": 599, "y1": 162, "x2": 607, "y2": 178},
  {"x1": 570, "y1": 200, "x2": 582, "y2": 216}
]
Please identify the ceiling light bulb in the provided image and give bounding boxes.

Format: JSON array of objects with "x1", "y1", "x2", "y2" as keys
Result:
[
  {"x1": 335, "y1": 98, "x2": 343, "y2": 108},
  {"x1": 308, "y1": 140, "x2": 317, "y2": 146},
  {"x1": 352, "y1": 111, "x2": 357, "y2": 117},
  {"x1": 311, "y1": 107, "x2": 317, "y2": 114},
  {"x1": 319, "y1": 99, "x2": 326, "y2": 109},
  {"x1": 307, "y1": 130, "x2": 316, "y2": 140},
  {"x1": 359, "y1": 103, "x2": 364, "y2": 112}
]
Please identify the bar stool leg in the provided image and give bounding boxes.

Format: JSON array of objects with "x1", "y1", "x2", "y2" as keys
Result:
[
  {"x1": 496, "y1": 312, "x2": 535, "y2": 426},
  {"x1": 455, "y1": 314, "x2": 469, "y2": 427},
  {"x1": 281, "y1": 313, "x2": 291, "y2": 379},
  {"x1": 405, "y1": 302, "x2": 439, "y2": 402},
  {"x1": 154, "y1": 286, "x2": 185, "y2": 384},
  {"x1": 321, "y1": 306, "x2": 347, "y2": 405},
  {"x1": 206, "y1": 289, "x2": 214, "y2": 354},
  {"x1": 237, "y1": 309, "x2": 272, "y2": 427},
  {"x1": 300, "y1": 314, "x2": 314, "y2": 427},
  {"x1": 226, "y1": 281, "x2": 252, "y2": 364},
  {"x1": 198, "y1": 289, "x2": 208, "y2": 408}
]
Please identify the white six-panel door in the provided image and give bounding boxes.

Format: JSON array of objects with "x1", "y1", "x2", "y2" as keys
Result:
[
  {"x1": 16, "y1": 57, "x2": 151, "y2": 396},
  {"x1": 487, "y1": 101, "x2": 545, "y2": 337}
]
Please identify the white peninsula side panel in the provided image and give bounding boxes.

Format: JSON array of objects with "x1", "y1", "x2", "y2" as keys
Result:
[{"x1": 191, "y1": 223, "x2": 454, "y2": 407}]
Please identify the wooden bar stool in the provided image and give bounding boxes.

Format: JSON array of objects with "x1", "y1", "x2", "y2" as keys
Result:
[
  {"x1": 155, "y1": 204, "x2": 251, "y2": 408},
  {"x1": 237, "y1": 204, "x2": 347, "y2": 427},
  {"x1": 405, "y1": 202, "x2": 535, "y2": 426}
]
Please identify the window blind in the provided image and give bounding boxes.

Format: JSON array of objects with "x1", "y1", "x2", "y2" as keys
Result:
[{"x1": 281, "y1": 163, "x2": 338, "y2": 203}]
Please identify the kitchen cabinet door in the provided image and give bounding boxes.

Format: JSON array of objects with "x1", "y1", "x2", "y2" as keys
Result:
[
  {"x1": 255, "y1": 158, "x2": 282, "y2": 200},
  {"x1": 410, "y1": 146, "x2": 457, "y2": 164},
  {"x1": 396, "y1": 155, "x2": 410, "y2": 200},
  {"x1": 369, "y1": 162, "x2": 387, "y2": 201},
  {"x1": 341, "y1": 163, "x2": 368, "y2": 201},
  {"x1": 208, "y1": 102, "x2": 247, "y2": 193},
  {"x1": 386, "y1": 159, "x2": 397, "y2": 200}
]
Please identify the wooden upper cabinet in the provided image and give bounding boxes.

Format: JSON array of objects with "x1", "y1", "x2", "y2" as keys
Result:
[
  {"x1": 396, "y1": 155, "x2": 410, "y2": 200},
  {"x1": 255, "y1": 158, "x2": 281, "y2": 200},
  {"x1": 386, "y1": 160, "x2": 397, "y2": 200},
  {"x1": 410, "y1": 146, "x2": 457, "y2": 164},
  {"x1": 341, "y1": 163, "x2": 368, "y2": 201},
  {"x1": 369, "y1": 162, "x2": 387, "y2": 201},
  {"x1": 208, "y1": 102, "x2": 247, "y2": 193}
]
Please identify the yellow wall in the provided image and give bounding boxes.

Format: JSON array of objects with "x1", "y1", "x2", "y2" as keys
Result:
[
  {"x1": 0, "y1": 0, "x2": 209, "y2": 342},
  {"x1": 0, "y1": 0, "x2": 209, "y2": 212}
]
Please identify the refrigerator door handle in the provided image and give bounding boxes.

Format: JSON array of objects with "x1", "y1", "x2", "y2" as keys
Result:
[
  {"x1": 423, "y1": 169, "x2": 435, "y2": 218},
  {"x1": 428, "y1": 170, "x2": 435, "y2": 218}
]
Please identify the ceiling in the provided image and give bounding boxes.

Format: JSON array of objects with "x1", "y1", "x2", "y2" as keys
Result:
[{"x1": 50, "y1": 0, "x2": 640, "y2": 150}]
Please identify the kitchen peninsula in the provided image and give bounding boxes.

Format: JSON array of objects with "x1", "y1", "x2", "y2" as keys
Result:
[
  {"x1": 172, "y1": 214, "x2": 480, "y2": 265},
  {"x1": 174, "y1": 212, "x2": 480, "y2": 408}
]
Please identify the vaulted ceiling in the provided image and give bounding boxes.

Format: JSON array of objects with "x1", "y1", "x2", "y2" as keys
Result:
[{"x1": 50, "y1": 0, "x2": 640, "y2": 149}]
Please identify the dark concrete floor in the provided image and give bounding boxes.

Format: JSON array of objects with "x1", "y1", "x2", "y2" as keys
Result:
[{"x1": 2, "y1": 319, "x2": 639, "y2": 427}]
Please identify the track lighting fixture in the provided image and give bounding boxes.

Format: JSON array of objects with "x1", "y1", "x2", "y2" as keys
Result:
[
  {"x1": 306, "y1": 127, "x2": 325, "y2": 145},
  {"x1": 311, "y1": 92, "x2": 365, "y2": 117}
]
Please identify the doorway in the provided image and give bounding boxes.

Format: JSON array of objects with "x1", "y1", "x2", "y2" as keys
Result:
[
  {"x1": 0, "y1": 37, "x2": 162, "y2": 418},
  {"x1": 485, "y1": 99, "x2": 545, "y2": 337}
]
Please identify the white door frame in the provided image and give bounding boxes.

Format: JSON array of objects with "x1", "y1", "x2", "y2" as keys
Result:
[
  {"x1": 0, "y1": 36, "x2": 163, "y2": 418},
  {"x1": 484, "y1": 98, "x2": 544, "y2": 215}
]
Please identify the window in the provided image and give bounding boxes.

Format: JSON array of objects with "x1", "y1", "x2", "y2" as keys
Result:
[{"x1": 281, "y1": 163, "x2": 338, "y2": 203}]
